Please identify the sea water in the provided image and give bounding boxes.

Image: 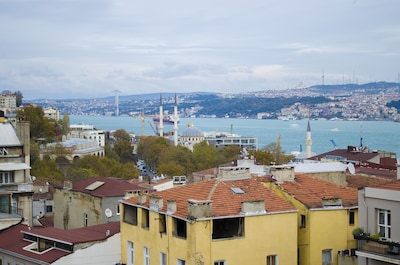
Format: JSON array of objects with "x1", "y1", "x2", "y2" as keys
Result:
[{"x1": 69, "y1": 115, "x2": 400, "y2": 157}]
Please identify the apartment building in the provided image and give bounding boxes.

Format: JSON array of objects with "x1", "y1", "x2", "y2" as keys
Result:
[
  {"x1": 265, "y1": 173, "x2": 359, "y2": 265},
  {"x1": 120, "y1": 167, "x2": 298, "y2": 265},
  {"x1": 0, "y1": 121, "x2": 33, "y2": 229},
  {"x1": 356, "y1": 180, "x2": 400, "y2": 264}
]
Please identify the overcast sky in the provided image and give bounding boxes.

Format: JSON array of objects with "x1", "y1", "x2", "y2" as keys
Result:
[{"x1": 0, "y1": 0, "x2": 399, "y2": 100}]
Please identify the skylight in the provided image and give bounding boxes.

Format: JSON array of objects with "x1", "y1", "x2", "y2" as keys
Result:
[
  {"x1": 85, "y1": 181, "x2": 105, "y2": 191},
  {"x1": 231, "y1": 187, "x2": 245, "y2": 194}
]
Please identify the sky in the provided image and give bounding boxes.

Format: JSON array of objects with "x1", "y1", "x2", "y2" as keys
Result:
[{"x1": 0, "y1": 0, "x2": 399, "y2": 100}]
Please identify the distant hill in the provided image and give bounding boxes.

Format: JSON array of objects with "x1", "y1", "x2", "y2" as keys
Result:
[{"x1": 307, "y1": 81, "x2": 400, "y2": 95}]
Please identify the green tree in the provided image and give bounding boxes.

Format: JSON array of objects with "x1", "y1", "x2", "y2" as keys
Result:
[
  {"x1": 192, "y1": 141, "x2": 220, "y2": 171},
  {"x1": 158, "y1": 145, "x2": 194, "y2": 175},
  {"x1": 31, "y1": 159, "x2": 65, "y2": 184},
  {"x1": 67, "y1": 156, "x2": 139, "y2": 180},
  {"x1": 105, "y1": 144, "x2": 120, "y2": 161},
  {"x1": 16, "y1": 105, "x2": 55, "y2": 141},
  {"x1": 14, "y1": 90, "x2": 23, "y2": 107},
  {"x1": 249, "y1": 150, "x2": 275, "y2": 165},
  {"x1": 114, "y1": 140, "x2": 134, "y2": 163},
  {"x1": 263, "y1": 140, "x2": 294, "y2": 165},
  {"x1": 157, "y1": 161, "x2": 186, "y2": 176},
  {"x1": 61, "y1": 112, "x2": 70, "y2": 136},
  {"x1": 221, "y1": 145, "x2": 241, "y2": 162},
  {"x1": 137, "y1": 136, "x2": 170, "y2": 169},
  {"x1": 113, "y1": 129, "x2": 130, "y2": 142}
]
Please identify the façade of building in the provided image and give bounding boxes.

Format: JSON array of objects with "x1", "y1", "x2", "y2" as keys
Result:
[
  {"x1": 120, "y1": 167, "x2": 298, "y2": 265},
  {"x1": 355, "y1": 179, "x2": 400, "y2": 264},
  {"x1": 53, "y1": 177, "x2": 150, "y2": 230},
  {"x1": 0, "y1": 120, "x2": 33, "y2": 229}
]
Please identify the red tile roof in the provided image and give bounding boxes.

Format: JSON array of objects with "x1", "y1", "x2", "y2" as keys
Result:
[
  {"x1": 375, "y1": 179, "x2": 400, "y2": 191},
  {"x1": 69, "y1": 177, "x2": 148, "y2": 197},
  {"x1": 123, "y1": 176, "x2": 296, "y2": 219},
  {"x1": 277, "y1": 174, "x2": 358, "y2": 209},
  {"x1": 310, "y1": 148, "x2": 379, "y2": 163},
  {"x1": 346, "y1": 174, "x2": 394, "y2": 189},
  {"x1": 0, "y1": 222, "x2": 119, "y2": 264}
]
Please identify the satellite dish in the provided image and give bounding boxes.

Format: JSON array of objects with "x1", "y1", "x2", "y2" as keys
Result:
[
  {"x1": 347, "y1": 163, "x2": 355, "y2": 175},
  {"x1": 105, "y1": 208, "x2": 113, "y2": 218}
]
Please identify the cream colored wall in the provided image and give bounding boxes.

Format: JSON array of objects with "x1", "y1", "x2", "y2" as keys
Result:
[
  {"x1": 54, "y1": 189, "x2": 102, "y2": 229},
  {"x1": 120, "y1": 204, "x2": 298, "y2": 265}
]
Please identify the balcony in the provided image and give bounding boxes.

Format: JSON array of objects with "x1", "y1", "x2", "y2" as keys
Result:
[{"x1": 355, "y1": 235, "x2": 400, "y2": 264}]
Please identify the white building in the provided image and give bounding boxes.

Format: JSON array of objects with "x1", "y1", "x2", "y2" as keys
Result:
[
  {"x1": 0, "y1": 93, "x2": 16, "y2": 113},
  {"x1": 43, "y1": 107, "x2": 60, "y2": 121},
  {"x1": 356, "y1": 180, "x2": 400, "y2": 264},
  {"x1": 69, "y1": 123, "x2": 106, "y2": 147}
]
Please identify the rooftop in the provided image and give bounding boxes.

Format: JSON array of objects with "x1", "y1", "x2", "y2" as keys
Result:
[
  {"x1": 0, "y1": 222, "x2": 119, "y2": 264},
  {"x1": 124, "y1": 176, "x2": 296, "y2": 219},
  {"x1": 0, "y1": 122, "x2": 21, "y2": 147},
  {"x1": 277, "y1": 174, "x2": 358, "y2": 209},
  {"x1": 60, "y1": 177, "x2": 148, "y2": 198}
]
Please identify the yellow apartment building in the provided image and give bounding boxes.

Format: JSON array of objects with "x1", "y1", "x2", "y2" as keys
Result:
[
  {"x1": 265, "y1": 173, "x2": 359, "y2": 265},
  {"x1": 120, "y1": 167, "x2": 298, "y2": 265}
]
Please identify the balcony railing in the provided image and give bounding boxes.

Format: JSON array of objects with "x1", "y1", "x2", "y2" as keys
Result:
[{"x1": 355, "y1": 234, "x2": 400, "y2": 263}]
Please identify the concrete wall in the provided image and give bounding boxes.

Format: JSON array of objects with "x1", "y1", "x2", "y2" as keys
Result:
[{"x1": 54, "y1": 188, "x2": 102, "y2": 229}]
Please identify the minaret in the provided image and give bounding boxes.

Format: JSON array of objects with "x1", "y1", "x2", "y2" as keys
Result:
[
  {"x1": 306, "y1": 120, "x2": 312, "y2": 158},
  {"x1": 159, "y1": 94, "x2": 164, "y2": 137},
  {"x1": 173, "y1": 93, "x2": 179, "y2": 146}
]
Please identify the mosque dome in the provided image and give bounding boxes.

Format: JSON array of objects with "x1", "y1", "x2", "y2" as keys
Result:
[{"x1": 181, "y1": 123, "x2": 203, "y2": 137}]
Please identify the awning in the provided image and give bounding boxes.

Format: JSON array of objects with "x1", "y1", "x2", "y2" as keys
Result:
[{"x1": 0, "y1": 163, "x2": 31, "y2": 171}]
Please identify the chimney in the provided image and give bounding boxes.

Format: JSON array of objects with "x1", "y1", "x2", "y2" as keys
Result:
[
  {"x1": 150, "y1": 195, "x2": 163, "y2": 211},
  {"x1": 187, "y1": 199, "x2": 212, "y2": 220},
  {"x1": 322, "y1": 197, "x2": 342, "y2": 208},
  {"x1": 396, "y1": 160, "x2": 400, "y2": 180},
  {"x1": 63, "y1": 180, "x2": 72, "y2": 190},
  {"x1": 138, "y1": 194, "x2": 147, "y2": 205},
  {"x1": 167, "y1": 199, "x2": 177, "y2": 214},
  {"x1": 241, "y1": 200, "x2": 266, "y2": 215}
]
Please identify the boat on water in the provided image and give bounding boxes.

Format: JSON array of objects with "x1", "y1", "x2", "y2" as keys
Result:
[{"x1": 152, "y1": 116, "x2": 178, "y2": 125}]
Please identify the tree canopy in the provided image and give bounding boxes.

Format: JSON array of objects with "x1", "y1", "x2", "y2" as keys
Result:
[{"x1": 16, "y1": 105, "x2": 55, "y2": 142}]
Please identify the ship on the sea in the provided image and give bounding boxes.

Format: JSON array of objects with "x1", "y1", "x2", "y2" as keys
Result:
[{"x1": 152, "y1": 115, "x2": 178, "y2": 125}]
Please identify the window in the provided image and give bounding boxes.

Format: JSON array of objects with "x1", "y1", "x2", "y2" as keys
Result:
[
  {"x1": 173, "y1": 218, "x2": 187, "y2": 239},
  {"x1": 160, "y1": 252, "x2": 167, "y2": 265},
  {"x1": 266, "y1": 255, "x2": 277, "y2": 265},
  {"x1": 127, "y1": 241, "x2": 134, "y2": 265},
  {"x1": 378, "y1": 209, "x2": 391, "y2": 239},
  {"x1": 177, "y1": 259, "x2": 185, "y2": 265},
  {"x1": 300, "y1": 214, "x2": 306, "y2": 228},
  {"x1": 0, "y1": 172, "x2": 14, "y2": 184},
  {"x1": 322, "y1": 249, "x2": 332, "y2": 265},
  {"x1": 159, "y1": 213, "x2": 166, "y2": 234},
  {"x1": 46, "y1": 205, "x2": 53, "y2": 213},
  {"x1": 214, "y1": 260, "x2": 226, "y2": 265},
  {"x1": 116, "y1": 204, "x2": 120, "y2": 215},
  {"x1": 84, "y1": 213, "x2": 88, "y2": 227},
  {"x1": 212, "y1": 217, "x2": 244, "y2": 239},
  {"x1": 349, "y1": 210, "x2": 355, "y2": 225},
  {"x1": 144, "y1": 247, "x2": 150, "y2": 265},
  {"x1": 142, "y1": 209, "x2": 150, "y2": 229},
  {"x1": 124, "y1": 205, "x2": 138, "y2": 225}
]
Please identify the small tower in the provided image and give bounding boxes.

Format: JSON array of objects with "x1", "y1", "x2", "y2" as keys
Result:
[
  {"x1": 173, "y1": 93, "x2": 179, "y2": 146},
  {"x1": 159, "y1": 93, "x2": 164, "y2": 137},
  {"x1": 305, "y1": 120, "x2": 312, "y2": 158}
]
